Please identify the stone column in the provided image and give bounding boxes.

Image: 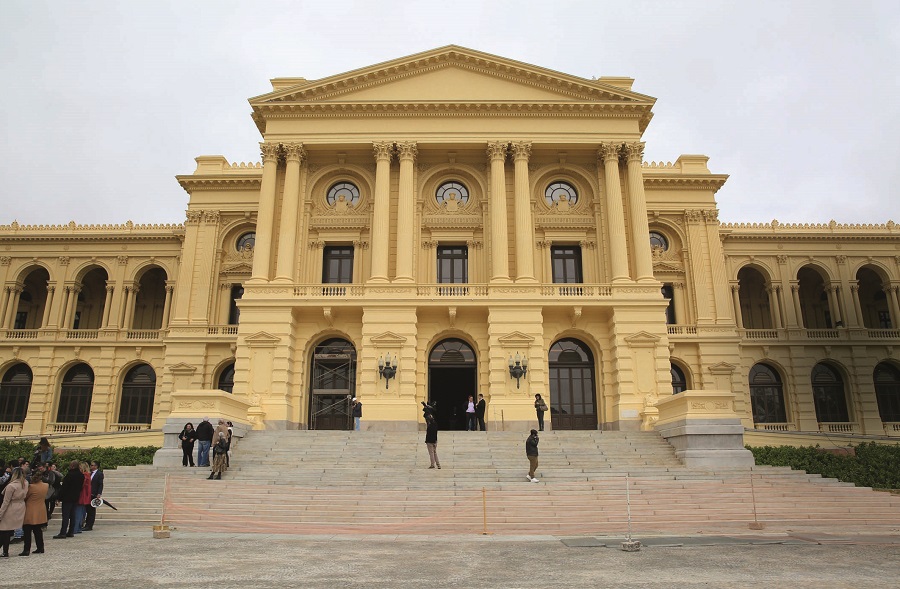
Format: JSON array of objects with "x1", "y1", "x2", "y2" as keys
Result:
[
  {"x1": 100, "y1": 284, "x2": 114, "y2": 329},
  {"x1": 889, "y1": 285, "x2": 900, "y2": 328},
  {"x1": 122, "y1": 285, "x2": 138, "y2": 330},
  {"x1": 395, "y1": 142, "x2": 417, "y2": 283},
  {"x1": 274, "y1": 142, "x2": 305, "y2": 282},
  {"x1": 791, "y1": 284, "x2": 804, "y2": 328},
  {"x1": 767, "y1": 285, "x2": 783, "y2": 329},
  {"x1": 511, "y1": 141, "x2": 536, "y2": 282},
  {"x1": 250, "y1": 142, "x2": 280, "y2": 282},
  {"x1": 599, "y1": 143, "x2": 630, "y2": 282},
  {"x1": 673, "y1": 281, "x2": 688, "y2": 325},
  {"x1": 41, "y1": 285, "x2": 55, "y2": 328},
  {"x1": 217, "y1": 283, "x2": 232, "y2": 324},
  {"x1": 2, "y1": 285, "x2": 21, "y2": 329},
  {"x1": 162, "y1": 283, "x2": 174, "y2": 328},
  {"x1": 731, "y1": 283, "x2": 744, "y2": 329},
  {"x1": 624, "y1": 142, "x2": 654, "y2": 282},
  {"x1": 827, "y1": 285, "x2": 843, "y2": 326},
  {"x1": 369, "y1": 142, "x2": 393, "y2": 283},
  {"x1": 849, "y1": 282, "x2": 864, "y2": 328},
  {"x1": 63, "y1": 285, "x2": 80, "y2": 329},
  {"x1": 55, "y1": 285, "x2": 71, "y2": 328},
  {"x1": 487, "y1": 141, "x2": 510, "y2": 282}
]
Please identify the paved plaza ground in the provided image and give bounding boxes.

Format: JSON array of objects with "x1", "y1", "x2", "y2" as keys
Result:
[{"x1": 1, "y1": 524, "x2": 897, "y2": 588}]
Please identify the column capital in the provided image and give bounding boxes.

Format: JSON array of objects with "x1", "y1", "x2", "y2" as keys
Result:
[
  {"x1": 731, "y1": 283, "x2": 740, "y2": 293},
  {"x1": 283, "y1": 142, "x2": 306, "y2": 163},
  {"x1": 396, "y1": 141, "x2": 417, "y2": 161},
  {"x1": 486, "y1": 141, "x2": 508, "y2": 161},
  {"x1": 598, "y1": 142, "x2": 622, "y2": 163},
  {"x1": 373, "y1": 142, "x2": 393, "y2": 162},
  {"x1": 259, "y1": 142, "x2": 280, "y2": 163},
  {"x1": 510, "y1": 141, "x2": 532, "y2": 161},
  {"x1": 624, "y1": 141, "x2": 645, "y2": 163}
]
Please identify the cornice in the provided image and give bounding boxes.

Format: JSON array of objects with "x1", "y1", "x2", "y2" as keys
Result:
[
  {"x1": 535, "y1": 215, "x2": 595, "y2": 229},
  {"x1": 721, "y1": 219, "x2": 897, "y2": 232},
  {"x1": 308, "y1": 216, "x2": 370, "y2": 230},
  {"x1": 0, "y1": 221, "x2": 184, "y2": 243},
  {"x1": 643, "y1": 176, "x2": 729, "y2": 192},
  {"x1": 253, "y1": 101, "x2": 650, "y2": 118},
  {"x1": 176, "y1": 176, "x2": 262, "y2": 194},
  {"x1": 720, "y1": 220, "x2": 899, "y2": 242}
]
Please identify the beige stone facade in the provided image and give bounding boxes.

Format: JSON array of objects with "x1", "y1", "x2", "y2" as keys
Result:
[{"x1": 1, "y1": 46, "x2": 898, "y2": 440}]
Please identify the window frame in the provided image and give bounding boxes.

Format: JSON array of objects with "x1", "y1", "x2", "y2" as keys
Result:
[
  {"x1": 550, "y1": 245, "x2": 583, "y2": 284},
  {"x1": 322, "y1": 245, "x2": 354, "y2": 284}
]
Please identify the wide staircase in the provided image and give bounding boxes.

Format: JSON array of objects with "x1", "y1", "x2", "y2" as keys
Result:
[{"x1": 96, "y1": 430, "x2": 900, "y2": 536}]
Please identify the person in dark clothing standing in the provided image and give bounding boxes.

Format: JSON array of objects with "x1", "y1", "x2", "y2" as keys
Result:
[
  {"x1": 52, "y1": 461, "x2": 83, "y2": 538},
  {"x1": 534, "y1": 394, "x2": 547, "y2": 432},
  {"x1": 351, "y1": 398, "x2": 362, "y2": 431},
  {"x1": 195, "y1": 417, "x2": 214, "y2": 467},
  {"x1": 475, "y1": 394, "x2": 487, "y2": 431},
  {"x1": 425, "y1": 414, "x2": 440, "y2": 469},
  {"x1": 525, "y1": 429, "x2": 540, "y2": 483},
  {"x1": 83, "y1": 461, "x2": 103, "y2": 531},
  {"x1": 179, "y1": 422, "x2": 197, "y2": 467}
]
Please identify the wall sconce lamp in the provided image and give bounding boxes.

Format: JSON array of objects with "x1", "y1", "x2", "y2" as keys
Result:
[
  {"x1": 378, "y1": 353, "x2": 398, "y2": 389},
  {"x1": 508, "y1": 352, "x2": 528, "y2": 388}
]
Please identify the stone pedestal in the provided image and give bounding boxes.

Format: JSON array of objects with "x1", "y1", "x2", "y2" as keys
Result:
[
  {"x1": 654, "y1": 390, "x2": 755, "y2": 469},
  {"x1": 153, "y1": 390, "x2": 251, "y2": 466}
]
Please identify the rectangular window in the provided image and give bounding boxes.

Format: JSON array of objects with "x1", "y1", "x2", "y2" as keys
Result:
[
  {"x1": 437, "y1": 246, "x2": 468, "y2": 284},
  {"x1": 13, "y1": 312, "x2": 27, "y2": 330},
  {"x1": 323, "y1": 246, "x2": 354, "y2": 284},
  {"x1": 551, "y1": 246, "x2": 583, "y2": 284}
]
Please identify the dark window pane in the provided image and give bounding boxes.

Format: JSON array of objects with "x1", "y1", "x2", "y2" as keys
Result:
[
  {"x1": 0, "y1": 363, "x2": 32, "y2": 422},
  {"x1": 323, "y1": 247, "x2": 354, "y2": 284},
  {"x1": 551, "y1": 246, "x2": 583, "y2": 284},
  {"x1": 437, "y1": 246, "x2": 468, "y2": 284},
  {"x1": 57, "y1": 363, "x2": 94, "y2": 423}
]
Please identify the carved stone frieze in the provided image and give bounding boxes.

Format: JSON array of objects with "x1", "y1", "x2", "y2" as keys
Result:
[
  {"x1": 0, "y1": 257, "x2": 9, "y2": 266},
  {"x1": 776, "y1": 254, "x2": 788, "y2": 265},
  {"x1": 185, "y1": 210, "x2": 202, "y2": 224}
]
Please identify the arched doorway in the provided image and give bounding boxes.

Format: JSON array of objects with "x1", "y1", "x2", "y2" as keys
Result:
[
  {"x1": 428, "y1": 338, "x2": 477, "y2": 431},
  {"x1": 548, "y1": 338, "x2": 597, "y2": 430},
  {"x1": 670, "y1": 363, "x2": 689, "y2": 394},
  {"x1": 0, "y1": 363, "x2": 33, "y2": 423},
  {"x1": 737, "y1": 266, "x2": 772, "y2": 329},
  {"x1": 811, "y1": 363, "x2": 849, "y2": 423},
  {"x1": 749, "y1": 363, "x2": 787, "y2": 424},
  {"x1": 118, "y1": 364, "x2": 156, "y2": 424},
  {"x1": 874, "y1": 362, "x2": 900, "y2": 423},
  {"x1": 217, "y1": 362, "x2": 235, "y2": 393},
  {"x1": 57, "y1": 363, "x2": 94, "y2": 425},
  {"x1": 308, "y1": 338, "x2": 356, "y2": 430}
]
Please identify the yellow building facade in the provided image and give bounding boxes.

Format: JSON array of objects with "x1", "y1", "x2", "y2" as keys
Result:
[{"x1": 1, "y1": 46, "x2": 899, "y2": 440}]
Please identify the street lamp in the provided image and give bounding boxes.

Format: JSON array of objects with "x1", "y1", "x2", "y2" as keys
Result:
[
  {"x1": 508, "y1": 352, "x2": 528, "y2": 388},
  {"x1": 378, "y1": 353, "x2": 398, "y2": 389}
]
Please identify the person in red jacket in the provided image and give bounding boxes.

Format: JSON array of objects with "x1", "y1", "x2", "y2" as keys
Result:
[{"x1": 74, "y1": 462, "x2": 91, "y2": 534}]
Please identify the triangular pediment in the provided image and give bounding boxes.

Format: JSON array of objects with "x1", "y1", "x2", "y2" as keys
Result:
[
  {"x1": 498, "y1": 331, "x2": 535, "y2": 347},
  {"x1": 624, "y1": 331, "x2": 661, "y2": 345},
  {"x1": 371, "y1": 332, "x2": 407, "y2": 345},
  {"x1": 251, "y1": 46, "x2": 656, "y2": 106},
  {"x1": 244, "y1": 331, "x2": 281, "y2": 347}
]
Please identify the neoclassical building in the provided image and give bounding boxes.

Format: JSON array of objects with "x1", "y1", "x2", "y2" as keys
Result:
[{"x1": 1, "y1": 46, "x2": 899, "y2": 440}]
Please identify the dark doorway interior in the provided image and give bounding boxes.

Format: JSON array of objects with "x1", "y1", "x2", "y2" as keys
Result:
[{"x1": 429, "y1": 366, "x2": 477, "y2": 431}]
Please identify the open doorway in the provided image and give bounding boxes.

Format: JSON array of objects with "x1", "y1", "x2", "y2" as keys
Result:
[{"x1": 428, "y1": 338, "x2": 477, "y2": 431}]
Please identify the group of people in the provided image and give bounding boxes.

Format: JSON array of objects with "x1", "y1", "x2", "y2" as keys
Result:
[
  {"x1": 464, "y1": 394, "x2": 487, "y2": 431},
  {"x1": 0, "y1": 438, "x2": 104, "y2": 557},
  {"x1": 178, "y1": 417, "x2": 233, "y2": 480}
]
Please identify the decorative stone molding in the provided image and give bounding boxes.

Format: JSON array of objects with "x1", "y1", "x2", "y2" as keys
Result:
[
  {"x1": 466, "y1": 240, "x2": 484, "y2": 249},
  {"x1": 185, "y1": 210, "x2": 202, "y2": 224},
  {"x1": 835, "y1": 255, "x2": 847, "y2": 265},
  {"x1": 486, "y1": 141, "x2": 508, "y2": 161},
  {"x1": 283, "y1": 142, "x2": 306, "y2": 162},
  {"x1": 421, "y1": 240, "x2": 438, "y2": 250},
  {"x1": 396, "y1": 141, "x2": 418, "y2": 161},
  {"x1": 0, "y1": 257, "x2": 9, "y2": 266},
  {"x1": 373, "y1": 142, "x2": 393, "y2": 161},
  {"x1": 776, "y1": 254, "x2": 787, "y2": 265},
  {"x1": 598, "y1": 142, "x2": 621, "y2": 163},
  {"x1": 58, "y1": 256, "x2": 71, "y2": 266},
  {"x1": 203, "y1": 210, "x2": 220, "y2": 224},
  {"x1": 510, "y1": 141, "x2": 532, "y2": 160},
  {"x1": 259, "y1": 142, "x2": 280, "y2": 162},
  {"x1": 353, "y1": 240, "x2": 369, "y2": 249},
  {"x1": 624, "y1": 142, "x2": 645, "y2": 162}
]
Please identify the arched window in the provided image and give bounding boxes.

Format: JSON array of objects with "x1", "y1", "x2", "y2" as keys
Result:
[
  {"x1": 429, "y1": 338, "x2": 476, "y2": 364},
  {"x1": 548, "y1": 338, "x2": 596, "y2": 430},
  {"x1": 670, "y1": 363, "x2": 688, "y2": 394},
  {"x1": 435, "y1": 181, "x2": 469, "y2": 206},
  {"x1": 236, "y1": 232, "x2": 256, "y2": 252},
  {"x1": 326, "y1": 182, "x2": 360, "y2": 206},
  {"x1": 874, "y1": 362, "x2": 900, "y2": 423},
  {"x1": 217, "y1": 362, "x2": 235, "y2": 394},
  {"x1": 749, "y1": 363, "x2": 787, "y2": 424},
  {"x1": 119, "y1": 364, "x2": 156, "y2": 424},
  {"x1": 0, "y1": 363, "x2": 33, "y2": 423},
  {"x1": 57, "y1": 363, "x2": 94, "y2": 424},
  {"x1": 544, "y1": 181, "x2": 578, "y2": 206},
  {"x1": 811, "y1": 363, "x2": 849, "y2": 423}
]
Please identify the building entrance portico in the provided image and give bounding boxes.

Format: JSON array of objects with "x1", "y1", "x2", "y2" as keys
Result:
[{"x1": 428, "y1": 338, "x2": 477, "y2": 431}]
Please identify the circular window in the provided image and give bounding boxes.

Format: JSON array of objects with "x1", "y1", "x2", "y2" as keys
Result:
[
  {"x1": 649, "y1": 231, "x2": 669, "y2": 251},
  {"x1": 327, "y1": 182, "x2": 360, "y2": 206},
  {"x1": 435, "y1": 181, "x2": 469, "y2": 206},
  {"x1": 544, "y1": 182, "x2": 578, "y2": 206},
  {"x1": 236, "y1": 232, "x2": 256, "y2": 251}
]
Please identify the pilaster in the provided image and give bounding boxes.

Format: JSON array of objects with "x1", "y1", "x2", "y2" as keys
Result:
[
  {"x1": 395, "y1": 141, "x2": 417, "y2": 283},
  {"x1": 487, "y1": 141, "x2": 510, "y2": 283}
]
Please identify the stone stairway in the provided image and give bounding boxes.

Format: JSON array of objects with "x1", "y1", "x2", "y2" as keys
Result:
[{"x1": 94, "y1": 430, "x2": 900, "y2": 536}]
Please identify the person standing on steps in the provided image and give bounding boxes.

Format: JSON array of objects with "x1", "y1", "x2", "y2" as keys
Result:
[
  {"x1": 178, "y1": 422, "x2": 196, "y2": 467},
  {"x1": 525, "y1": 429, "x2": 540, "y2": 483},
  {"x1": 208, "y1": 432, "x2": 228, "y2": 480},
  {"x1": 425, "y1": 413, "x2": 441, "y2": 469},
  {"x1": 0, "y1": 468, "x2": 27, "y2": 556},
  {"x1": 352, "y1": 397, "x2": 362, "y2": 431},
  {"x1": 534, "y1": 394, "x2": 548, "y2": 432},
  {"x1": 465, "y1": 395, "x2": 477, "y2": 431},
  {"x1": 476, "y1": 393, "x2": 487, "y2": 431},
  {"x1": 195, "y1": 417, "x2": 214, "y2": 468},
  {"x1": 83, "y1": 461, "x2": 103, "y2": 531},
  {"x1": 53, "y1": 461, "x2": 82, "y2": 539}
]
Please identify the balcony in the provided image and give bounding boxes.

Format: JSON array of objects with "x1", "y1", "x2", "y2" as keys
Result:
[
  {"x1": 753, "y1": 423, "x2": 791, "y2": 432},
  {"x1": 0, "y1": 422, "x2": 23, "y2": 436},
  {"x1": 667, "y1": 325, "x2": 698, "y2": 336},
  {"x1": 49, "y1": 422, "x2": 87, "y2": 434},
  {"x1": 818, "y1": 422, "x2": 857, "y2": 434}
]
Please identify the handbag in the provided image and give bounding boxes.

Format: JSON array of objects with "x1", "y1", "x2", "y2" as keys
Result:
[{"x1": 539, "y1": 401, "x2": 548, "y2": 412}]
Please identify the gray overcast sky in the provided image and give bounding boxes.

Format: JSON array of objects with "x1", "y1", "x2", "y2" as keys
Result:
[{"x1": 1, "y1": 1, "x2": 898, "y2": 226}]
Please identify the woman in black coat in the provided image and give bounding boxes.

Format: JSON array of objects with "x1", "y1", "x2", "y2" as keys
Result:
[
  {"x1": 52, "y1": 461, "x2": 84, "y2": 539},
  {"x1": 178, "y1": 422, "x2": 197, "y2": 467}
]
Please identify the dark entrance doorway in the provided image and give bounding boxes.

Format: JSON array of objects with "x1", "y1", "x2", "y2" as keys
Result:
[
  {"x1": 548, "y1": 338, "x2": 598, "y2": 430},
  {"x1": 308, "y1": 338, "x2": 356, "y2": 430},
  {"x1": 428, "y1": 338, "x2": 477, "y2": 431}
]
